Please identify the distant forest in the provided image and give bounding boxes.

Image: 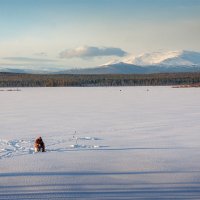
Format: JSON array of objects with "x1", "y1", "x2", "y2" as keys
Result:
[{"x1": 0, "y1": 72, "x2": 200, "y2": 87}]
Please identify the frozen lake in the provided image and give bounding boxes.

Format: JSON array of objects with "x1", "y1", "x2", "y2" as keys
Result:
[{"x1": 0, "y1": 86, "x2": 200, "y2": 199}]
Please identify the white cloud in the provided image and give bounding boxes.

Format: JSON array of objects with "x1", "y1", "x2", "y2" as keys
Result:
[
  {"x1": 3, "y1": 57, "x2": 55, "y2": 63},
  {"x1": 59, "y1": 46, "x2": 127, "y2": 58},
  {"x1": 34, "y1": 52, "x2": 48, "y2": 57}
]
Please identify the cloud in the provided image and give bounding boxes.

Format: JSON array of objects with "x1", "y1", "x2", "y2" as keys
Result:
[
  {"x1": 3, "y1": 57, "x2": 55, "y2": 63},
  {"x1": 34, "y1": 52, "x2": 48, "y2": 57},
  {"x1": 59, "y1": 46, "x2": 127, "y2": 58}
]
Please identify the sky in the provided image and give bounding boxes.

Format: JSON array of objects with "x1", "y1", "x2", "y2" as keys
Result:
[{"x1": 0, "y1": 0, "x2": 200, "y2": 70}]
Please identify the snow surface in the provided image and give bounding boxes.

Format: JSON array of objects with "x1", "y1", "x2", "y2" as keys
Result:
[{"x1": 1, "y1": 87, "x2": 200, "y2": 199}]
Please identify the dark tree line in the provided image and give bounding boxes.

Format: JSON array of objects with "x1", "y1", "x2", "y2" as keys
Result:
[{"x1": 0, "y1": 72, "x2": 200, "y2": 87}]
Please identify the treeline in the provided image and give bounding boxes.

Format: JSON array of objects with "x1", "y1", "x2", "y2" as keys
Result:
[{"x1": 0, "y1": 72, "x2": 200, "y2": 87}]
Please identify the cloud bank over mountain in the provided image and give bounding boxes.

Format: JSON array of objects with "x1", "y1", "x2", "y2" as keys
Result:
[{"x1": 59, "y1": 46, "x2": 127, "y2": 59}]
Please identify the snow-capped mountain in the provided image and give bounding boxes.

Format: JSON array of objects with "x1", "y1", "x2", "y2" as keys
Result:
[
  {"x1": 67, "y1": 50, "x2": 198, "y2": 74},
  {"x1": 117, "y1": 50, "x2": 200, "y2": 67}
]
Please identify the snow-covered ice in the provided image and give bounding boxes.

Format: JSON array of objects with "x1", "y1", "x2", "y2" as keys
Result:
[{"x1": 0, "y1": 86, "x2": 200, "y2": 199}]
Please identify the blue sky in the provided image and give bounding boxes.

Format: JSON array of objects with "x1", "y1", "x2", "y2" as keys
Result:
[{"x1": 0, "y1": 0, "x2": 200, "y2": 70}]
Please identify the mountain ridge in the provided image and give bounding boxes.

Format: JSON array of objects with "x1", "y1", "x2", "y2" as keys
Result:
[
  {"x1": 106, "y1": 50, "x2": 200, "y2": 67},
  {"x1": 1, "y1": 50, "x2": 200, "y2": 74}
]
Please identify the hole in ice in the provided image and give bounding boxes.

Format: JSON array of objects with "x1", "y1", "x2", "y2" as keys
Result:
[{"x1": 69, "y1": 144, "x2": 100, "y2": 149}]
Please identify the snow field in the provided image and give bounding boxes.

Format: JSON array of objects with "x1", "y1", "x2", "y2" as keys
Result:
[{"x1": 0, "y1": 86, "x2": 200, "y2": 199}]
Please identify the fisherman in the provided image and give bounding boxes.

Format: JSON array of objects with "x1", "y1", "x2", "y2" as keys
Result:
[{"x1": 34, "y1": 136, "x2": 45, "y2": 152}]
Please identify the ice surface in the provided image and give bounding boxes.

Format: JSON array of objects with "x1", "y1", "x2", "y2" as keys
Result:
[{"x1": 0, "y1": 86, "x2": 200, "y2": 199}]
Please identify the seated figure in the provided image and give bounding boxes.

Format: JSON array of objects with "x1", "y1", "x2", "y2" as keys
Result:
[{"x1": 34, "y1": 136, "x2": 45, "y2": 152}]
